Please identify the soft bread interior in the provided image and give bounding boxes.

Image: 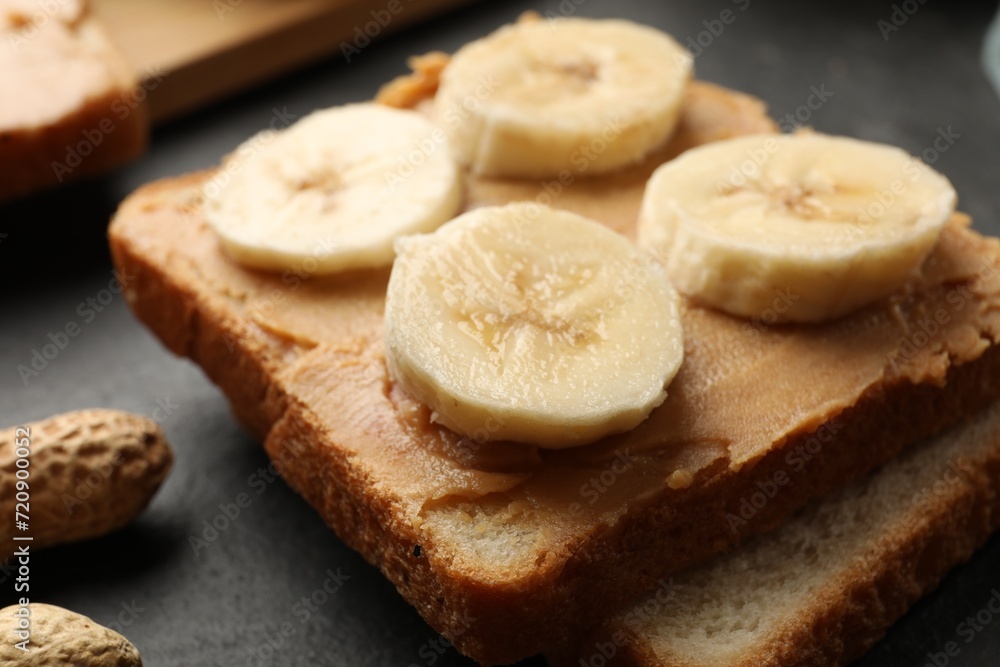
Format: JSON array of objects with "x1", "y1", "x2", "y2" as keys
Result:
[{"x1": 608, "y1": 400, "x2": 1000, "y2": 667}]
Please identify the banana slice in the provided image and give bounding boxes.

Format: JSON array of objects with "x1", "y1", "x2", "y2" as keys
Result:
[
  {"x1": 203, "y1": 103, "x2": 461, "y2": 274},
  {"x1": 638, "y1": 132, "x2": 957, "y2": 322},
  {"x1": 434, "y1": 17, "x2": 692, "y2": 179},
  {"x1": 385, "y1": 202, "x2": 685, "y2": 448}
]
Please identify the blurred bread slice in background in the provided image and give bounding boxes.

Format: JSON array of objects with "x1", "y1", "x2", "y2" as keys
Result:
[{"x1": 0, "y1": 0, "x2": 147, "y2": 203}]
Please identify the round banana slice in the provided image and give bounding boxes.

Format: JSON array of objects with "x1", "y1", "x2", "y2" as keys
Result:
[
  {"x1": 385, "y1": 203, "x2": 685, "y2": 448},
  {"x1": 434, "y1": 17, "x2": 692, "y2": 179},
  {"x1": 638, "y1": 133, "x2": 957, "y2": 322},
  {"x1": 203, "y1": 103, "x2": 462, "y2": 274}
]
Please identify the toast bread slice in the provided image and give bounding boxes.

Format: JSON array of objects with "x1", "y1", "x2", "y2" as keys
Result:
[
  {"x1": 0, "y1": 0, "x2": 147, "y2": 202},
  {"x1": 108, "y1": 74, "x2": 1000, "y2": 662},
  {"x1": 573, "y1": 398, "x2": 1000, "y2": 667}
]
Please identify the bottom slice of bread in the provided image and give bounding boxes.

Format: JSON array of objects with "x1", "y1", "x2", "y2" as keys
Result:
[{"x1": 571, "y1": 399, "x2": 1000, "y2": 667}]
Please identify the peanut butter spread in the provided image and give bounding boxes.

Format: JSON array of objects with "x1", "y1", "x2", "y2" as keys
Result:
[
  {"x1": 0, "y1": 0, "x2": 132, "y2": 130},
  {"x1": 114, "y1": 80, "x2": 1000, "y2": 573}
]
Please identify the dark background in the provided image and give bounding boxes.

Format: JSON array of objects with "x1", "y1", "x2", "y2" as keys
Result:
[{"x1": 3, "y1": 1, "x2": 1000, "y2": 665}]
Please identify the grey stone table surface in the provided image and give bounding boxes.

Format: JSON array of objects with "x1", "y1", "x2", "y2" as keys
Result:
[{"x1": 2, "y1": 0, "x2": 999, "y2": 665}]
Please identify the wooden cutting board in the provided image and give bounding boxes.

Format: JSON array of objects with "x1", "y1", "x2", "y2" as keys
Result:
[{"x1": 91, "y1": 0, "x2": 466, "y2": 123}]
